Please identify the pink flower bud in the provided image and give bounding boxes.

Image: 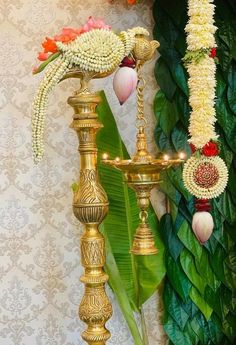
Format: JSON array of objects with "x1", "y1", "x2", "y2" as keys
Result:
[
  {"x1": 113, "y1": 67, "x2": 138, "y2": 105},
  {"x1": 192, "y1": 211, "x2": 214, "y2": 244}
]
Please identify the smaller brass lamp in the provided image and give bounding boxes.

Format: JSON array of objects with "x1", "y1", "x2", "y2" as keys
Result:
[{"x1": 103, "y1": 32, "x2": 185, "y2": 255}]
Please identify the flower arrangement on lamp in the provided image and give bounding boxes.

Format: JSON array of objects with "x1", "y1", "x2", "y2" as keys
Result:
[
  {"x1": 183, "y1": 0, "x2": 228, "y2": 244},
  {"x1": 31, "y1": 17, "x2": 145, "y2": 163}
]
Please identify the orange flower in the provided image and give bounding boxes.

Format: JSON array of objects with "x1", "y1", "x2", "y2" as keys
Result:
[
  {"x1": 127, "y1": 0, "x2": 137, "y2": 4},
  {"x1": 42, "y1": 37, "x2": 58, "y2": 53}
]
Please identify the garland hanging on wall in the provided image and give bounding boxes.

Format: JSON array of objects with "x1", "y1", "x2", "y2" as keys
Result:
[
  {"x1": 153, "y1": 0, "x2": 236, "y2": 343},
  {"x1": 182, "y1": 0, "x2": 228, "y2": 243}
]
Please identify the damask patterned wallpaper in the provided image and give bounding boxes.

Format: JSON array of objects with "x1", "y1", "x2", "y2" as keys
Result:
[{"x1": 0, "y1": 0, "x2": 167, "y2": 344}]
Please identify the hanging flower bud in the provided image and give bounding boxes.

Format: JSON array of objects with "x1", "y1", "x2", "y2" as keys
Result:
[
  {"x1": 192, "y1": 211, "x2": 214, "y2": 245},
  {"x1": 113, "y1": 66, "x2": 138, "y2": 105}
]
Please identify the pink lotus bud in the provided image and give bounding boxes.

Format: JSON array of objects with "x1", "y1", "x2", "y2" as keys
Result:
[
  {"x1": 113, "y1": 67, "x2": 138, "y2": 105},
  {"x1": 192, "y1": 211, "x2": 214, "y2": 245}
]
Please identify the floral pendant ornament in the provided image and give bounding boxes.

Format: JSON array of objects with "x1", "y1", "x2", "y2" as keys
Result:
[
  {"x1": 183, "y1": 156, "x2": 228, "y2": 199},
  {"x1": 183, "y1": 0, "x2": 228, "y2": 244}
]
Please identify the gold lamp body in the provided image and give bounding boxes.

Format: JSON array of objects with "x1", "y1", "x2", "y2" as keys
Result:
[
  {"x1": 66, "y1": 72, "x2": 114, "y2": 345},
  {"x1": 104, "y1": 33, "x2": 184, "y2": 256},
  {"x1": 62, "y1": 29, "x2": 183, "y2": 345}
]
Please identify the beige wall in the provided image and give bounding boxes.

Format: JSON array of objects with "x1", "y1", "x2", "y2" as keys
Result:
[{"x1": 0, "y1": 1, "x2": 166, "y2": 344}]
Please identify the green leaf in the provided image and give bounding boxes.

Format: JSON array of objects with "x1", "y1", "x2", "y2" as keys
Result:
[
  {"x1": 172, "y1": 64, "x2": 189, "y2": 96},
  {"x1": 164, "y1": 315, "x2": 192, "y2": 345},
  {"x1": 210, "y1": 244, "x2": 228, "y2": 285},
  {"x1": 180, "y1": 249, "x2": 206, "y2": 295},
  {"x1": 189, "y1": 286, "x2": 213, "y2": 321},
  {"x1": 215, "y1": 94, "x2": 236, "y2": 153},
  {"x1": 175, "y1": 92, "x2": 190, "y2": 129},
  {"x1": 177, "y1": 221, "x2": 203, "y2": 263},
  {"x1": 218, "y1": 21, "x2": 236, "y2": 50},
  {"x1": 167, "y1": 167, "x2": 191, "y2": 201},
  {"x1": 166, "y1": 254, "x2": 191, "y2": 301},
  {"x1": 154, "y1": 90, "x2": 179, "y2": 136},
  {"x1": 208, "y1": 317, "x2": 224, "y2": 344},
  {"x1": 171, "y1": 124, "x2": 191, "y2": 154},
  {"x1": 159, "y1": 172, "x2": 181, "y2": 205},
  {"x1": 160, "y1": 213, "x2": 183, "y2": 261},
  {"x1": 155, "y1": 57, "x2": 177, "y2": 101},
  {"x1": 103, "y1": 233, "x2": 144, "y2": 345},
  {"x1": 164, "y1": 282, "x2": 189, "y2": 330},
  {"x1": 97, "y1": 91, "x2": 166, "y2": 310},
  {"x1": 216, "y1": 191, "x2": 236, "y2": 224},
  {"x1": 189, "y1": 315, "x2": 206, "y2": 344},
  {"x1": 204, "y1": 285, "x2": 230, "y2": 321},
  {"x1": 154, "y1": 126, "x2": 175, "y2": 152},
  {"x1": 195, "y1": 249, "x2": 221, "y2": 292},
  {"x1": 227, "y1": 62, "x2": 236, "y2": 114}
]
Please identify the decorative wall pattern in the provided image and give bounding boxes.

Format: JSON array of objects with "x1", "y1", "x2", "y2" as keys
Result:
[{"x1": 0, "y1": 1, "x2": 166, "y2": 344}]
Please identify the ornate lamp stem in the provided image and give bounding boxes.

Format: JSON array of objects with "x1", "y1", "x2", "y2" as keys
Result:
[{"x1": 68, "y1": 90, "x2": 112, "y2": 345}]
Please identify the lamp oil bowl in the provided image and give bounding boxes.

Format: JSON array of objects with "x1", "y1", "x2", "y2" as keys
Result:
[{"x1": 103, "y1": 126, "x2": 184, "y2": 256}]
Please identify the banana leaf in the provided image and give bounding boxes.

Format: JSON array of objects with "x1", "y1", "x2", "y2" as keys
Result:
[{"x1": 96, "y1": 91, "x2": 166, "y2": 344}]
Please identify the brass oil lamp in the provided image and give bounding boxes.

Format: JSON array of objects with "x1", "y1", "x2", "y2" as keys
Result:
[{"x1": 103, "y1": 33, "x2": 185, "y2": 255}]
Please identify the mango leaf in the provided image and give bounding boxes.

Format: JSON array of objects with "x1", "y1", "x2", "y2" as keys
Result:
[
  {"x1": 166, "y1": 254, "x2": 191, "y2": 301},
  {"x1": 155, "y1": 57, "x2": 177, "y2": 101},
  {"x1": 156, "y1": 0, "x2": 187, "y2": 29},
  {"x1": 159, "y1": 172, "x2": 181, "y2": 205},
  {"x1": 227, "y1": 62, "x2": 236, "y2": 114},
  {"x1": 96, "y1": 91, "x2": 166, "y2": 342},
  {"x1": 164, "y1": 282, "x2": 189, "y2": 330},
  {"x1": 172, "y1": 64, "x2": 189, "y2": 96},
  {"x1": 164, "y1": 315, "x2": 192, "y2": 345},
  {"x1": 154, "y1": 126, "x2": 175, "y2": 152},
  {"x1": 180, "y1": 249, "x2": 206, "y2": 295},
  {"x1": 216, "y1": 191, "x2": 236, "y2": 224},
  {"x1": 195, "y1": 250, "x2": 221, "y2": 292},
  {"x1": 189, "y1": 316, "x2": 206, "y2": 344},
  {"x1": 154, "y1": 90, "x2": 179, "y2": 136},
  {"x1": 177, "y1": 221, "x2": 203, "y2": 263},
  {"x1": 171, "y1": 124, "x2": 191, "y2": 154},
  {"x1": 181, "y1": 297, "x2": 199, "y2": 319},
  {"x1": 175, "y1": 92, "x2": 190, "y2": 129},
  {"x1": 160, "y1": 213, "x2": 183, "y2": 261},
  {"x1": 189, "y1": 286, "x2": 213, "y2": 321},
  {"x1": 204, "y1": 285, "x2": 228, "y2": 321},
  {"x1": 218, "y1": 21, "x2": 236, "y2": 50},
  {"x1": 209, "y1": 244, "x2": 229, "y2": 287},
  {"x1": 208, "y1": 318, "x2": 224, "y2": 344},
  {"x1": 167, "y1": 167, "x2": 191, "y2": 201},
  {"x1": 216, "y1": 95, "x2": 236, "y2": 153}
]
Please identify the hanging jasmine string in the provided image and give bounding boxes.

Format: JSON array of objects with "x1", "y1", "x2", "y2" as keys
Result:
[{"x1": 182, "y1": 0, "x2": 228, "y2": 244}]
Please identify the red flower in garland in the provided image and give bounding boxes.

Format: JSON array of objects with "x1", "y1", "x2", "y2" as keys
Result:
[
  {"x1": 210, "y1": 47, "x2": 217, "y2": 58},
  {"x1": 202, "y1": 141, "x2": 219, "y2": 156},
  {"x1": 190, "y1": 143, "x2": 196, "y2": 153}
]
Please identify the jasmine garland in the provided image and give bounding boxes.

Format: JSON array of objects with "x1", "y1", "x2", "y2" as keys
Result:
[
  {"x1": 31, "y1": 19, "x2": 142, "y2": 163},
  {"x1": 183, "y1": 0, "x2": 228, "y2": 200}
]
